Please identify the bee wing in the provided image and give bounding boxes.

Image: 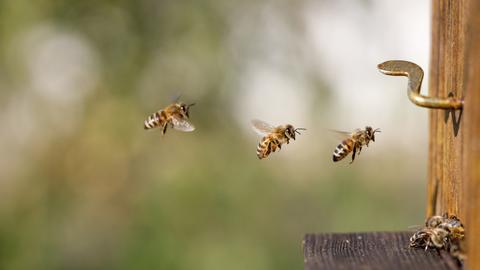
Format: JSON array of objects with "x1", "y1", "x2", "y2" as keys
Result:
[
  {"x1": 172, "y1": 93, "x2": 182, "y2": 103},
  {"x1": 171, "y1": 116, "x2": 195, "y2": 132},
  {"x1": 328, "y1": 129, "x2": 353, "y2": 140},
  {"x1": 251, "y1": 119, "x2": 275, "y2": 136}
]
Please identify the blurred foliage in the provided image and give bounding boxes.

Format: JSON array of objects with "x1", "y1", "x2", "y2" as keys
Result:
[{"x1": 0, "y1": 0, "x2": 426, "y2": 269}]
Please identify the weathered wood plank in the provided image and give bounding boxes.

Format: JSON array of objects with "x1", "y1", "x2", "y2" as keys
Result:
[{"x1": 303, "y1": 232, "x2": 460, "y2": 270}]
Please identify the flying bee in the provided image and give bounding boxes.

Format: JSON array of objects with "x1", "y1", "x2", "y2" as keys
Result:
[
  {"x1": 251, "y1": 119, "x2": 306, "y2": 159},
  {"x1": 144, "y1": 101, "x2": 195, "y2": 134},
  {"x1": 331, "y1": 126, "x2": 381, "y2": 163}
]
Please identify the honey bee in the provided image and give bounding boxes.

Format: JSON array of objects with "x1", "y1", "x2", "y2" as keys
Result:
[
  {"x1": 410, "y1": 213, "x2": 466, "y2": 260},
  {"x1": 427, "y1": 213, "x2": 465, "y2": 240},
  {"x1": 424, "y1": 215, "x2": 445, "y2": 228},
  {"x1": 410, "y1": 227, "x2": 449, "y2": 250},
  {"x1": 251, "y1": 119, "x2": 306, "y2": 159},
  {"x1": 144, "y1": 101, "x2": 195, "y2": 134},
  {"x1": 449, "y1": 237, "x2": 467, "y2": 261},
  {"x1": 331, "y1": 126, "x2": 381, "y2": 163}
]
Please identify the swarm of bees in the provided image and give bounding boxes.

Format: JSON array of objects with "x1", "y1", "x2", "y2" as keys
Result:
[
  {"x1": 144, "y1": 100, "x2": 382, "y2": 161},
  {"x1": 331, "y1": 126, "x2": 381, "y2": 163},
  {"x1": 410, "y1": 213, "x2": 466, "y2": 261},
  {"x1": 144, "y1": 101, "x2": 195, "y2": 134},
  {"x1": 251, "y1": 119, "x2": 306, "y2": 159}
]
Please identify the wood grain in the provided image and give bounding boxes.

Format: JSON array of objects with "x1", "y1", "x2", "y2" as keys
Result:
[
  {"x1": 427, "y1": 0, "x2": 467, "y2": 219},
  {"x1": 303, "y1": 232, "x2": 460, "y2": 270},
  {"x1": 464, "y1": 0, "x2": 480, "y2": 268},
  {"x1": 428, "y1": 0, "x2": 480, "y2": 268}
]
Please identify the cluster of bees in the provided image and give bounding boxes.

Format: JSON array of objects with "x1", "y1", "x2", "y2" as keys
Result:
[
  {"x1": 410, "y1": 213, "x2": 466, "y2": 261},
  {"x1": 144, "y1": 100, "x2": 380, "y2": 163}
]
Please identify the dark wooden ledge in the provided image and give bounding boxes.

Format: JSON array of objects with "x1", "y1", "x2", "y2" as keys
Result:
[{"x1": 303, "y1": 232, "x2": 461, "y2": 270}]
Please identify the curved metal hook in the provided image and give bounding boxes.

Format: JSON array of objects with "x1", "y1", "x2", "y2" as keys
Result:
[{"x1": 377, "y1": 60, "x2": 463, "y2": 110}]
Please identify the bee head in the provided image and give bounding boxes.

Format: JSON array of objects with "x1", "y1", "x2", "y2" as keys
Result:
[
  {"x1": 179, "y1": 102, "x2": 195, "y2": 118},
  {"x1": 285, "y1": 125, "x2": 306, "y2": 140},
  {"x1": 365, "y1": 126, "x2": 381, "y2": 142},
  {"x1": 285, "y1": 125, "x2": 296, "y2": 140}
]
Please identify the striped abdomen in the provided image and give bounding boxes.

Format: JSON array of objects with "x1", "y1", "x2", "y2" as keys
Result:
[
  {"x1": 332, "y1": 138, "x2": 354, "y2": 162},
  {"x1": 257, "y1": 136, "x2": 279, "y2": 159},
  {"x1": 144, "y1": 111, "x2": 168, "y2": 130}
]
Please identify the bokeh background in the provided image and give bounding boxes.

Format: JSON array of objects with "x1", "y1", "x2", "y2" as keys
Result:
[{"x1": 0, "y1": 0, "x2": 431, "y2": 269}]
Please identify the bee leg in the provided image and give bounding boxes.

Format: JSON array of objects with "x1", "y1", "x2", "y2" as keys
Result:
[
  {"x1": 357, "y1": 146, "x2": 362, "y2": 156},
  {"x1": 271, "y1": 141, "x2": 278, "y2": 152},
  {"x1": 162, "y1": 123, "x2": 168, "y2": 135},
  {"x1": 350, "y1": 146, "x2": 357, "y2": 164},
  {"x1": 264, "y1": 142, "x2": 272, "y2": 157}
]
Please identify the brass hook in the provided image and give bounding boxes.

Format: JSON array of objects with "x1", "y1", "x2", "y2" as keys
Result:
[{"x1": 377, "y1": 60, "x2": 463, "y2": 110}]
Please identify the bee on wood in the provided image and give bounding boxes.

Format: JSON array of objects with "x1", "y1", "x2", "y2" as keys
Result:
[
  {"x1": 410, "y1": 213, "x2": 466, "y2": 261},
  {"x1": 449, "y1": 237, "x2": 467, "y2": 261},
  {"x1": 424, "y1": 215, "x2": 446, "y2": 228},
  {"x1": 251, "y1": 119, "x2": 306, "y2": 159},
  {"x1": 410, "y1": 227, "x2": 449, "y2": 250},
  {"x1": 331, "y1": 126, "x2": 381, "y2": 163},
  {"x1": 427, "y1": 214, "x2": 465, "y2": 240},
  {"x1": 144, "y1": 101, "x2": 195, "y2": 134}
]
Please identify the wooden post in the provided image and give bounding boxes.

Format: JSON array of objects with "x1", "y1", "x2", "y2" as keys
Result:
[
  {"x1": 464, "y1": 0, "x2": 480, "y2": 268},
  {"x1": 428, "y1": 0, "x2": 480, "y2": 268},
  {"x1": 427, "y1": 0, "x2": 467, "y2": 219}
]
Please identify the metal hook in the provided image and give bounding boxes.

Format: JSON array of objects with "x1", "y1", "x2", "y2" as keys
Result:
[{"x1": 377, "y1": 60, "x2": 463, "y2": 110}]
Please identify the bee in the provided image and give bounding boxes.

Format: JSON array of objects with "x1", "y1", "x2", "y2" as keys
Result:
[
  {"x1": 424, "y1": 215, "x2": 446, "y2": 228},
  {"x1": 251, "y1": 119, "x2": 306, "y2": 159},
  {"x1": 429, "y1": 213, "x2": 465, "y2": 240},
  {"x1": 449, "y1": 237, "x2": 467, "y2": 261},
  {"x1": 331, "y1": 126, "x2": 381, "y2": 163},
  {"x1": 410, "y1": 227, "x2": 449, "y2": 250},
  {"x1": 410, "y1": 213, "x2": 466, "y2": 260},
  {"x1": 144, "y1": 101, "x2": 195, "y2": 134}
]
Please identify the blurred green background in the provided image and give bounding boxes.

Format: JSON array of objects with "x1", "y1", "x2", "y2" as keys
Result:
[{"x1": 0, "y1": 0, "x2": 431, "y2": 269}]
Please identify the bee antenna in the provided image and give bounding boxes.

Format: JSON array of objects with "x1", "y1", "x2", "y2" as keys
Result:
[
  {"x1": 188, "y1": 103, "x2": 196, "y2": 107},
  {"x1": 374, "y1": 128, "x2": 381, "y2": 133},
  {"x1": 295, "y1": 128, "x2": 306, "y2": 134}
]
